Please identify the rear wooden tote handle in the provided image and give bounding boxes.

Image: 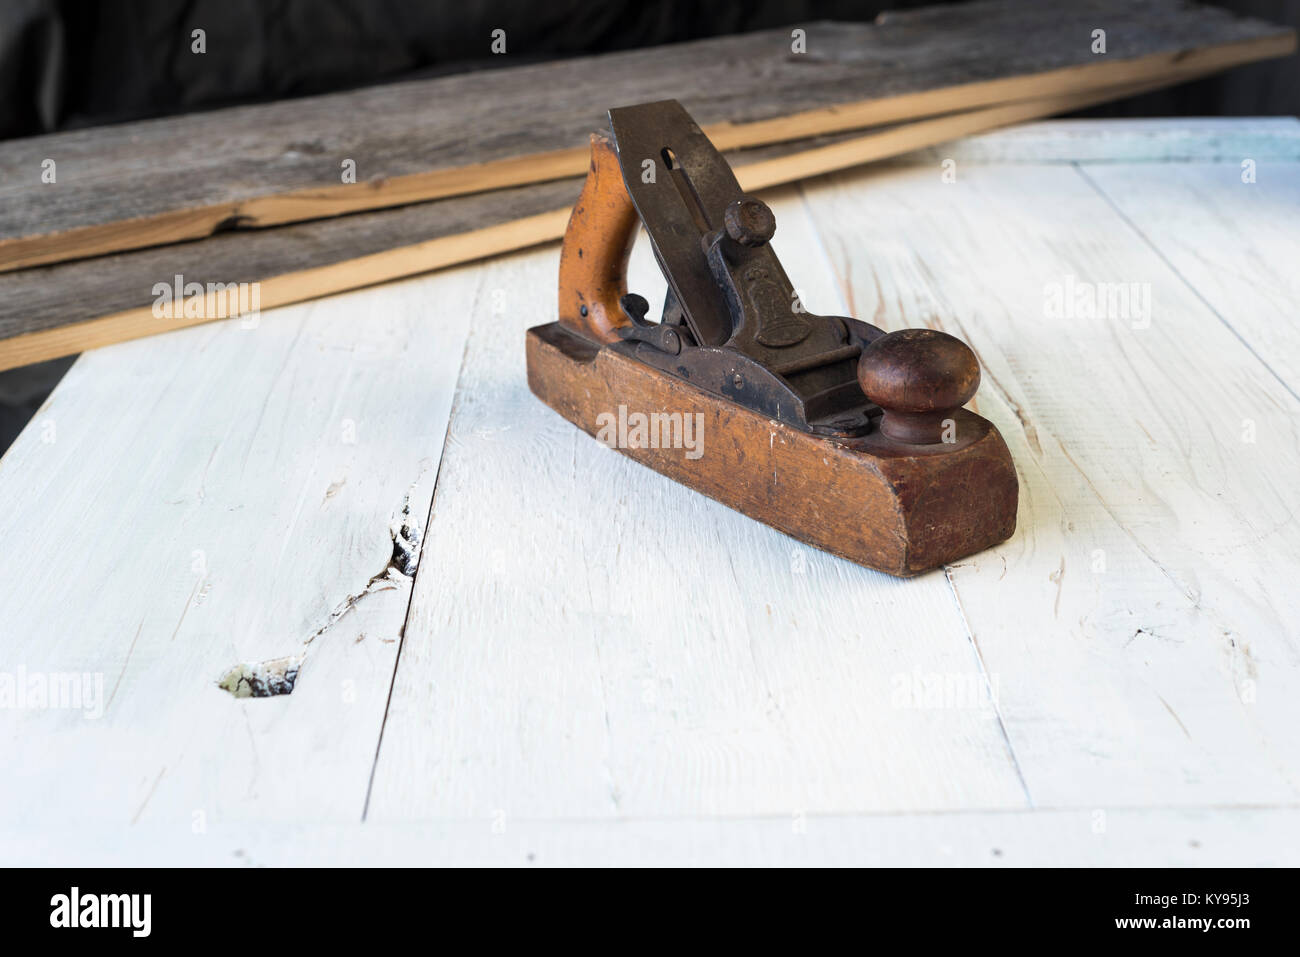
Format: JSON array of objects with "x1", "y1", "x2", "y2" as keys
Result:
[{"x1": 558, "y1": 132, "x2": 639, "y2": 343}]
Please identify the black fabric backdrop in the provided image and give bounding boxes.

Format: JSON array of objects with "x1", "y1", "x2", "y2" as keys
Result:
[{"x1": 1, "y1": 0, "x2": 1298, "y2": 142}]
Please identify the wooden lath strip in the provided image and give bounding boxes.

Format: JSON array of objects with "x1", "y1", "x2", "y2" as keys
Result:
[{"x1": 0, "y1": 76, "x2": 1201, "y2": 372}]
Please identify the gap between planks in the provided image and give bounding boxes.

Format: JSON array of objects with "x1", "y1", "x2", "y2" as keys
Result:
[
  {"x1": 1071, "y1": 162, "x2": 1300, "y2": 408},
  {"x1": 799, "y1": 159, "x2": 1300, "y2": 808}
]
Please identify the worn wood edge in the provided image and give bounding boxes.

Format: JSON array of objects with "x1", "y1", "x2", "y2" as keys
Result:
[
  {"x1": 0, "y1": 75, "x2": 1202, "y2": 372},
  {"x1": 0, "y1": 209, "x2": 570, "y2": 371},
  {"x1": 735, "y1": 76, "x2": 1189, "y2": 191},
  {"x1": 525, "y1": 323, "x2": 1017, "y2": 576},
  {"x1": 1, "y1": 30, "x2": 1289, "y2": 273},
  {"x1": 708, "y1": 31, "x2": 1295, "y2": 151},
  {"x1": 6, "y1": 806, "x2": 1300, "y2": 866}
]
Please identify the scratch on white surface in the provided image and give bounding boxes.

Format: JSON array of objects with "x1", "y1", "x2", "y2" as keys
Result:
[
  {"x1": 216, "y1": 477, "x2": 428, "y2": 698},
  {"x1": 322, "y1": 478, "x2": 347, "y2": 504},
  {"x1": 130, "y1": 766, "x2": 166, "y2": 825},
  {"x1": 1049, "y1": 557, "x2": 1065, "y2": 619},
  {"x1": 304, "y1": 567, "x2": 403, "y2": 646},
  {"x1": 106, "y1": 619, "x2": 145, "y2": 712},
  {"x1": 1158, "y1": 694, "x2": 1193, "y2": 741},
  {"x1": 974, "y1": 361, "x2": 1042, "y2": 458},
  {"x1": 301, "y1": 480, "x2": 426, "y2": 644},
  {"x1": 169, "y1": 577, "x2": 204, "y2": 642},
  {"x1": 1054, "y1": 436, "x2": 1236, "y2": 640}
]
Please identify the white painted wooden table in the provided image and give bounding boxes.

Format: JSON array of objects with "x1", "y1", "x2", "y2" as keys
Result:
[{"x1": 2, "y1": 119, "x2": 1298, "y2": 866}]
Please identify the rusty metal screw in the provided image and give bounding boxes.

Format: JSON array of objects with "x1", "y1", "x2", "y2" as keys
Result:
[{"x1": 724, "y1": 198, "x2": 776, "y2": 247}]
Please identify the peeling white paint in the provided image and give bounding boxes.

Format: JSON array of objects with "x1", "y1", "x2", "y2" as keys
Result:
[
  {"x1": 215, "y1": 475, "x2": 429, "y2": 699},
  {"x1": 218, "y1": 655, "x2": 302, "y2": 698}
]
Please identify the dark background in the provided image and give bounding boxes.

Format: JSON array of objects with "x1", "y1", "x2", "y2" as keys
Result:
[
  {"x1": 2, "y1": 0, "x2": 1298, "y2": 143},
  {"x1": 0, "y1": 0, "x2": 1297, "y2": 450}
]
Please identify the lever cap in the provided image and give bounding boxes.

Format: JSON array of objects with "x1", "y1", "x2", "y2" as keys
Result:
[{"x1": 857, "y1": 328, "x2": 980, "y2": 444}]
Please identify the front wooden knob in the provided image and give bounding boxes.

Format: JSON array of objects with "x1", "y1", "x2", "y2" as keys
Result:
[{"x1": 857, "y1": 329, "x2": 980, "y2": 444}]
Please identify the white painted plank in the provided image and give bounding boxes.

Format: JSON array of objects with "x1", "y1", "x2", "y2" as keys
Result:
[
  {"x1": 799, "y1": 161, "x2": 1300, "y2": 808},
  {"x1": 1079, "y1": 161, "x2": 1300, "y2": 393},
  {"x1": 899, "y1": 117, "x2": 1300, "y2": 165},
  {"x1": 0, "y1": 270, "x2": 478, "y2": 827},
  {"x1": 5, "y1": 806, "x2": 1297, "y2": 866},
  {"x1": 366, "y1": 186, "x2": 1029, "y2": 821},
  {"x1": 6, "y1": 119, "x2": 1298, "y2": 863}
]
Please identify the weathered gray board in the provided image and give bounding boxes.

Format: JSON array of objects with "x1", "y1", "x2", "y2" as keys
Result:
[
  {"x1": 0, "y1": 85, "x2": 1194, "y2": 369},
  {"x1": 0, "y1": 0, "x2": 1292, "y2": 270},
  {"x1": 6, "y1": 70, "x2": 1299, "y2": 371}
]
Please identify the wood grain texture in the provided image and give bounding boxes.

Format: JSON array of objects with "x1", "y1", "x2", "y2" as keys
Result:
[
  {"x1": 365, "y1": 193, "x2": 1032, "y2": 819},
  {"x1": 556, "y1": 133, "x2": 638, "y2": 344},
  {"x1": 1, "y1": 119, "x2": 1298, "y2": 864},
  {"x1": 1079, "y1": 161, "x2": 1300, "y2": 393},
  {"x1": 0, "y1": 78, "x2": 1202, "y2": 372},
  {"x1": 801, "y1": 160, "x2": 1300, "y2": 808},
  {"x1": 6, "y1": 808, "x2": 1298, "y2": 866},
  {"x1": 0, "y1": 0, "x2": 1291, "y2": 270},
  {"x1": 0, "y1": 271, "x2": 477, "y2": 826},
  {"x1": 0, "y1": 180, "x2": 579, "y2": 365},
  {"x1": 901, "y1": 116, "x2": 1300, "y2": 165}
]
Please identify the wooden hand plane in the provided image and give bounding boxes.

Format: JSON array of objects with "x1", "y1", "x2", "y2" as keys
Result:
[{"x1": 525, "y1": 99, "x2": 1017, "y2": 577}]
